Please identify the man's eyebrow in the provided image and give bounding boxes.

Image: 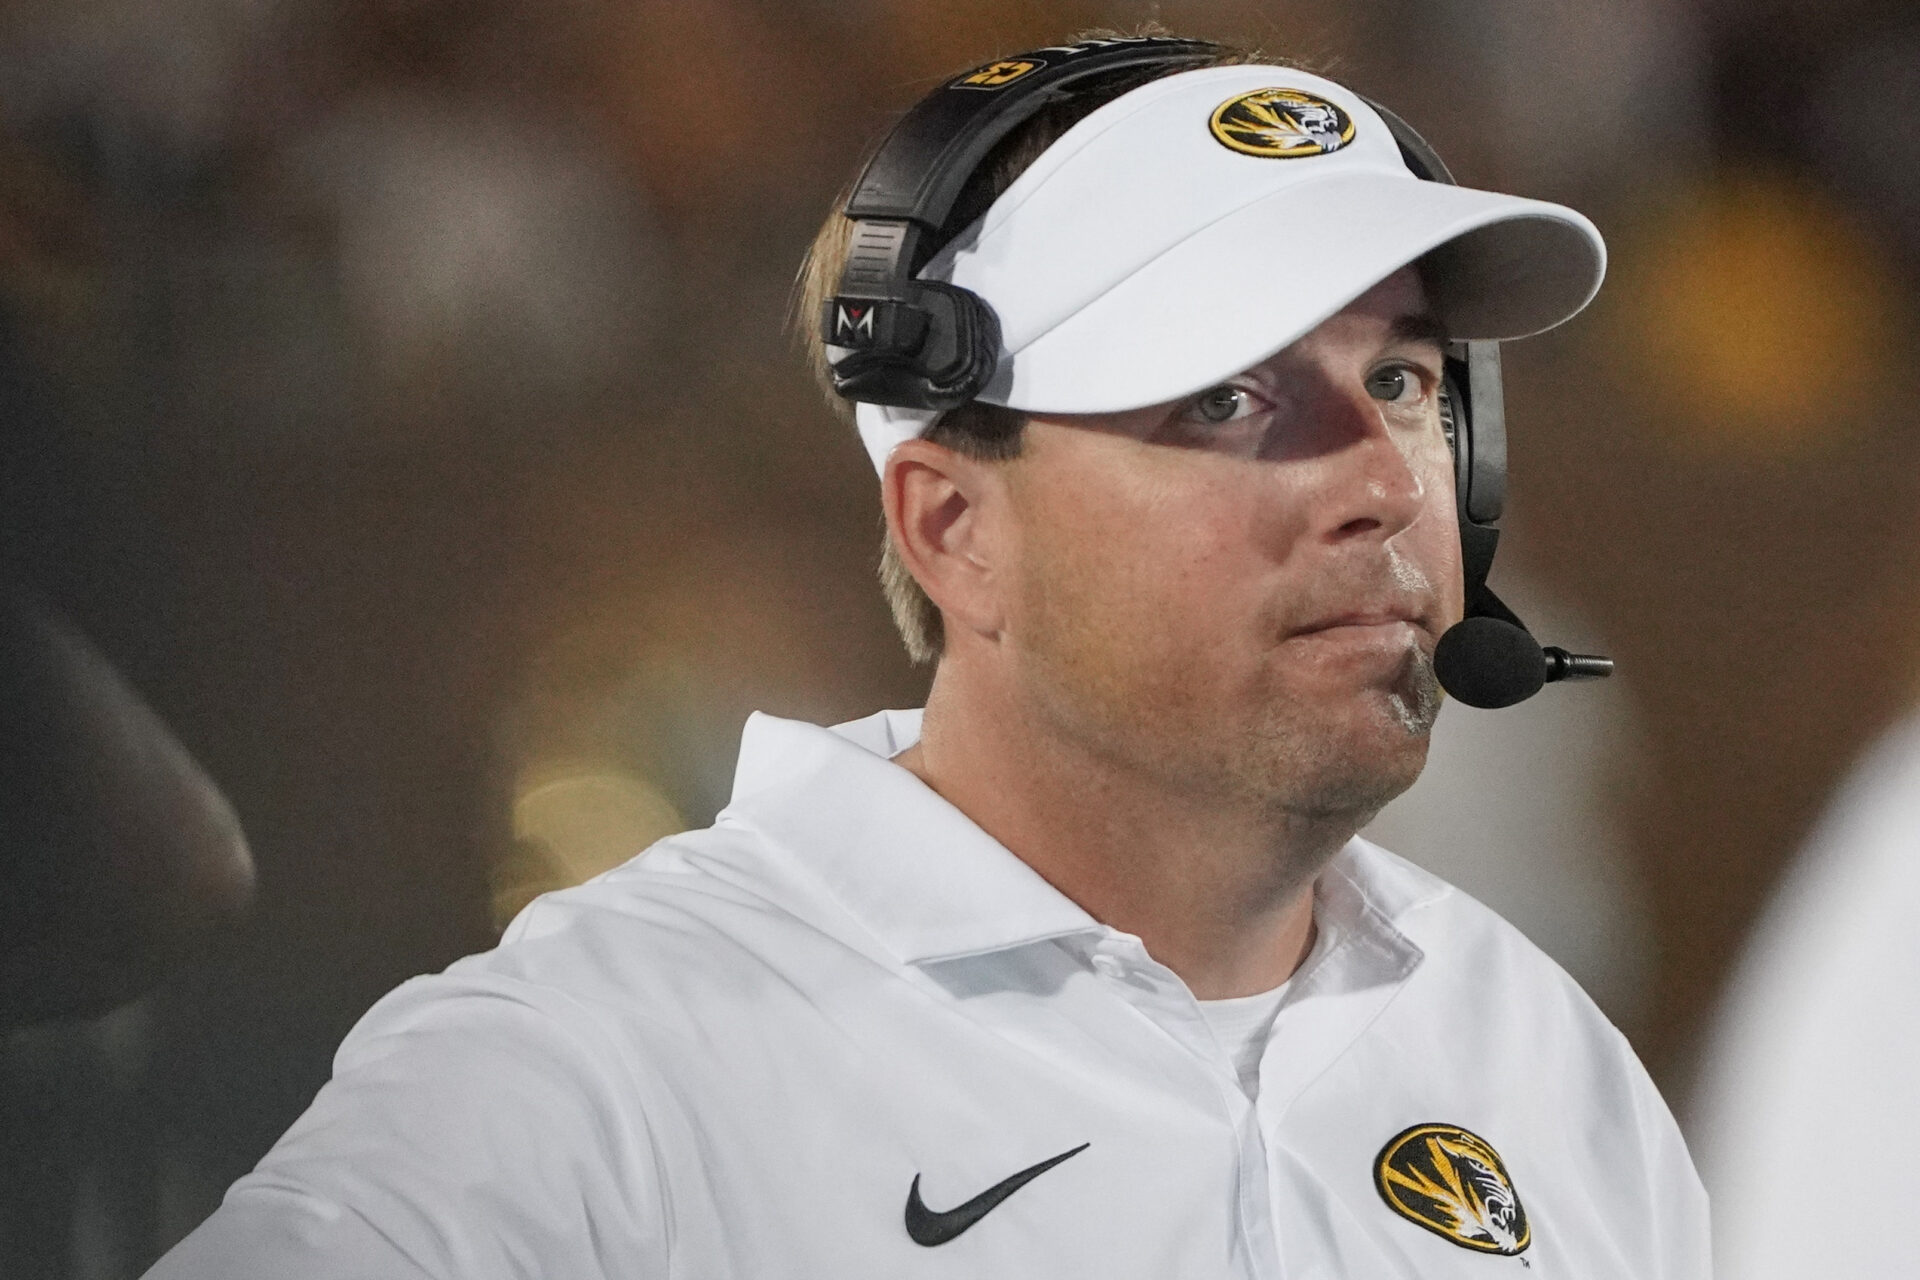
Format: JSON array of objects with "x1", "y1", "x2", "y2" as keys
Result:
[{"x1": 1390, "y1": 312, "x2": 1450, "y2": 348}]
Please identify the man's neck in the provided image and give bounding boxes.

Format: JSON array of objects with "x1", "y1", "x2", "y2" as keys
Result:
[{"x1": 894, "y1": 673, "x2": 1353, "y2": 999}]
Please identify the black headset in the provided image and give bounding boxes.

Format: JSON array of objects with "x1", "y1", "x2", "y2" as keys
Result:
[{"x1": 822, "y1": 36, "x2": 1610, "y2": 706}]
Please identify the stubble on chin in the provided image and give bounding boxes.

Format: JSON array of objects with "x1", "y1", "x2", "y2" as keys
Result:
[
  {"x1": 1215, "y1": 642, "x2": 1440, "y2": 834},
  {"x1": 1385, "y1": 643, "x2": 1444, "y2": 738}
]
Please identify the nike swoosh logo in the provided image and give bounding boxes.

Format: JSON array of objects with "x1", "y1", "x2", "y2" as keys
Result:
[{"x1": 904, "y1": 1143, "x2": 1090, "y2": 1247}]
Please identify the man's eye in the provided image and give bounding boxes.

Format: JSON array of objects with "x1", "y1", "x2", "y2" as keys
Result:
[
  {"x1": 1365, "y1": 364, "x2": 1427, "y2": 405},
  {"x1": 1188, "y1": 385, "x2": 1261, "y2": 424}
]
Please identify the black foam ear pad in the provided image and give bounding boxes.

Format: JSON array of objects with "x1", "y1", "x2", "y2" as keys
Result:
[
  {"x1": 909, "y1": 282, "x2": 1002, "y2": 409},
  {"x1": 825, "y1": 283, "x2": 1001, "y2": 412}
]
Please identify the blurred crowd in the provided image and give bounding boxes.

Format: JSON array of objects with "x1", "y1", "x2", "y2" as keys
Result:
[{"x1": 3, "y1": 0, "x2": 1920, "y2": 1274}]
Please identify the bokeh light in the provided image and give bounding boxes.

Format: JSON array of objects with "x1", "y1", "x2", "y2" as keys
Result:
[
  {"x1": 1614, "y1": 171, "x2": 1902, "y2": 454},
  {"x1": 494, "y1": 766, "x2": 684, "y2": 929}
]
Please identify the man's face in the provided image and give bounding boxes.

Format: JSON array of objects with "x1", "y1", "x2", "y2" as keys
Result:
[{"x1": 996, "y1": 267, "x2": 1463, "y2": 823}]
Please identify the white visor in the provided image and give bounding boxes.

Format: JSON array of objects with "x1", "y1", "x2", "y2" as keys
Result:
[{"x1": 854, "y1": 63, "x2": 1606, "y2": 474}]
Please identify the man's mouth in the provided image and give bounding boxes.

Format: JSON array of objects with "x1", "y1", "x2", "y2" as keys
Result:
[{"x1": 1289, "y1": 609, "x2": 1436, "y2": 646}]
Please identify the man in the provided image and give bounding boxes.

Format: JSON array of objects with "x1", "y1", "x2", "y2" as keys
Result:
[{"x1": 148, "y1": 38, "x2": 1709, "y2": 1279}]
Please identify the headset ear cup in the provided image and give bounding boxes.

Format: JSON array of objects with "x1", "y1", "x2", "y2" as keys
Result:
[
  {"x1": 1441, "y1": 358, "x2": 1497, "y2": 598},
  {"x1": 821, "y1": 284, "x2": 1000, "y2": 411},
  {"x1": 910, "y1": 281, "x2": 1001, "y2": 409},
  {"x1": 1440, "y1": 357, "x2": 1475, "y2": 521}
]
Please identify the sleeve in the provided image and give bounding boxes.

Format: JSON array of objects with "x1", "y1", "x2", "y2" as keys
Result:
[
  {"x1": 142, "y1": 972, "x2": 671, "y2": 1280},
  {"x1": 1558, "y1": 976, "x2": 1711, "y2": 1279},
  {"x1": 1625, "y1": 1052, "x2": 1713, "y2": 1280}
]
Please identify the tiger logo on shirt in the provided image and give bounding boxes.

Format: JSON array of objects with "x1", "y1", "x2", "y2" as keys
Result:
[{"x1": 1374, "y1": 1123, "x2": 1531, "y2": 1256}]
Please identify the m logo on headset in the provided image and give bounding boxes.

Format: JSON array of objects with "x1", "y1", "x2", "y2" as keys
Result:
[{"x1": 833, "y1": 303, "x2": 877, "y2": 343}]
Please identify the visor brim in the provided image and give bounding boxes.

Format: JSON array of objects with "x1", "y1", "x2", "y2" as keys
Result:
[{"x1": 981, "y1": 171, "x2": 1606, "y2": 415}]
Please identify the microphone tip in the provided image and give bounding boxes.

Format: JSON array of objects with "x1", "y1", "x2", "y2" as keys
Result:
[
  {"x1": 1435, "y1": 616, "x2": 1547, "y2": 709},
  {"x1": 1543, "y1": 647, "x2": 1615, "y2": 682}
]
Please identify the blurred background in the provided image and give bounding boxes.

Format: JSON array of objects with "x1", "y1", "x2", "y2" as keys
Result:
[{"x1": 3, "y1": 0, "x2": 1919, "y2": 1273}]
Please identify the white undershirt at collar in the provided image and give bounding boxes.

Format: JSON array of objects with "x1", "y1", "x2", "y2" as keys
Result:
[{"x1": 1198, "y1": 981, "x2": 1291, "y2": 1099}]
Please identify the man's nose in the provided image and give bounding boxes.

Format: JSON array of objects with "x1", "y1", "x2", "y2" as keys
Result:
[{"x1": 1307, "y1": 384, "x2": 1428, "y2": 543}]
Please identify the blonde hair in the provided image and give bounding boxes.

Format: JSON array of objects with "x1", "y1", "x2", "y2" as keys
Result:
[{"x1": 794, "y1": 33, "x2": 1266, "y2": 663}]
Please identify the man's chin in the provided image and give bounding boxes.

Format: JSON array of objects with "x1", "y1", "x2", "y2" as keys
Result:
[
  {"x1": 1285, "y1": 637, "x2": 1442, "y2": 734},
  {"x1": 1281, "y1": 721, "x2": 1430, "y2": 824},
  {"x1": 1264, "y1": 660, "x2": 1439, "y2": 820}
]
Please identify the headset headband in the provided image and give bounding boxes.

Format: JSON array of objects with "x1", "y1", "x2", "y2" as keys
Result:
[
  {"x1": 823, "y1": 38, "x2": 1221, "y2": 410},
  {"x1": 847, "y1": 38, "x2": 1221, "y2": 254}
]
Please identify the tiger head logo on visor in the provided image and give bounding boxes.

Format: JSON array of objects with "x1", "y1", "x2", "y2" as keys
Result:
[{"x1": 1209, "y1": 87, "x2": 1355, "y2": 158}]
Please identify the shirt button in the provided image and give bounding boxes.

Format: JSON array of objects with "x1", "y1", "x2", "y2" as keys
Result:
[{"x1": 1092, "y1": 954, "x2": 1124, "y2": 978}]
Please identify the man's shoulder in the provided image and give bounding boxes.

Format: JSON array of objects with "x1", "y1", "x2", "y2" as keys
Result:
[
  {"x1": 437, "y1": 818, "x2": 871, "y2": 1028},
  {"x1": 1342, "y1": 835, "x2": 1584, "y2": 976},
  {"x1": 1336, "y1": 837, "x2": 1633, "y2": 1056}
]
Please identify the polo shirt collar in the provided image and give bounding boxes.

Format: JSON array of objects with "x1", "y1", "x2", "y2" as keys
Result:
[
  {"x1": 718, "y1": 709, "x2": 1431, "y2": 994},
  {"x1": 720, "y1": 709, "x2": 1103, "y2": 965}
]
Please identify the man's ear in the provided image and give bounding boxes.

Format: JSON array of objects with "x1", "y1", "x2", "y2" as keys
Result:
[{"x1": 881, "y1": 439, "x2": 1009, "y2": 643}]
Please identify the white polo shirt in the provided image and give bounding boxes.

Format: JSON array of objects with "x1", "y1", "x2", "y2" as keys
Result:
[{"x1": 148, "y1": 708, "x2": 1708, "y2": 1279}]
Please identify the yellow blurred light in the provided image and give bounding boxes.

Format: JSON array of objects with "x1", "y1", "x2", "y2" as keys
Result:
[
  {"x1": 1618, "y1": 172, "x2": 1899, "y2": 454},
  {"x1": 491, "y1": 766, "x2": 685, "y2": 930}
]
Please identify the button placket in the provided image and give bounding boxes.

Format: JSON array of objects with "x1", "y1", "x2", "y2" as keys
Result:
[
  {"x1": 1086, "y1": 937, "x2": 1239, "y2": 1078},
  {"x1": 1083, "y1": 935, "x2": 1283, "y2": 1280}
]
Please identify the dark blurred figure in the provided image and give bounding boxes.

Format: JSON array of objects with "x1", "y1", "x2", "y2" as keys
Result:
[
  {"x1": 0, "y1": 583, "x2": 253, "y2": 1029},
  {"x1": 0, "y1": 94, "x2": 254, "y2": 1277}
]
